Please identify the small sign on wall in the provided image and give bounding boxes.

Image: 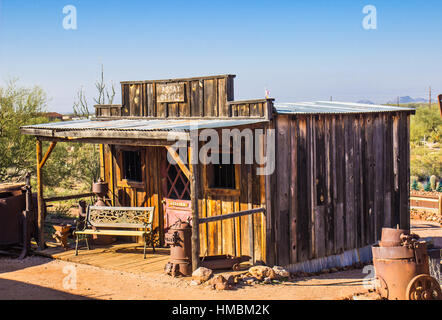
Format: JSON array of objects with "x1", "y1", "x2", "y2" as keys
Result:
[{"x1": 156, "y1": 83, "x2": 185, "y2": 103}]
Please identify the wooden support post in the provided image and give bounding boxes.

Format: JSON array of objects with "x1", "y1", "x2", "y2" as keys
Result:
[
  {"x1": 189, "y1": 146, "x2": 200, "y2": 271},
  {"x1": 36, "y1": 139, "x2": 45, "y2": 250},
  {"x1": 99, "y1": 144, "x2": 105, "y2": 180},
  {"x1": 166, "y1": 146, "x2": 191, "y2": 180},
  {"x1": 35, "y1": 140, "x2": 57, "y2": 250},
  {"x1": 39, "y1": 141, "x2": 57, "y2": 169}
]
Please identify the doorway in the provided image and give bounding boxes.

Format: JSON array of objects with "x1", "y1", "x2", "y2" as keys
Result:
[{"x1": 161, "y1": 158, "x2": 192, "y2": 232}]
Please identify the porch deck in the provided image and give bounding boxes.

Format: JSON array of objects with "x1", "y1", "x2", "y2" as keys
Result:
[{"x1": 36, "y1": 243, "x2": 170, "y2": 275}]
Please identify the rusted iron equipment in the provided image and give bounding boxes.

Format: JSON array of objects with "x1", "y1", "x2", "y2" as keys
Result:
[
  {"x1": 92, "y1": 179, "x2": 108, "y2": 206},
  {"x1": 372, "y1": 227, "x2": 442, "y2": 300},
  {"x1": 0, "y1": 175, "x2": 40, "y2": 258},
  {"x1": 52, "y1": 224, "x2": 72, "y2": 250},
  {"x1": 200, "y1": 254, "x2": 250, "y2": 271},
  {"x1": 165, "y1": 219, "x2": 192, "y2": 277}
]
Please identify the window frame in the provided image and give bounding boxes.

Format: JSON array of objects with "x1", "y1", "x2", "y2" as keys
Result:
[
  {"x1": 202, "y1": 150, "x2": 240, "y2": 197},
  {"x1": 115, "y1": 146, "x2": 146, "y2": 189}
]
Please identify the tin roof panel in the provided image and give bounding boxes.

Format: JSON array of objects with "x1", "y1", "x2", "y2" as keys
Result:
[{"x1": 274, "y1": 101, "x2": 416, "y2": 115}]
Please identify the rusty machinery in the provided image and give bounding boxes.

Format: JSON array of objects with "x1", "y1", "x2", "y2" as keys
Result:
[
  {"x1": 164, "y1": 219, "x2": 193, "y2": 277},
  {"x1": 0, "y1": 174, "x2": 40, "y2": 258},
  {"x1": 372, "y1": 227, "x2": 442, "y2": 300}
]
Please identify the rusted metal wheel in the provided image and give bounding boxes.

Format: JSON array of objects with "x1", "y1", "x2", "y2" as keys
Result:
[
  {"x1": 375, "y1": 276, "x2": 389, "y2": 299},
  {"x1": 406, "y1": 274, "x2": 442, "y2": 300},
  {"x1": 232, "y1": 263, "x2": 241, "y2": 271}
]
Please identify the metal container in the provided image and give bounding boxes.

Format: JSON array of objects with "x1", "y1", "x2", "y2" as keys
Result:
[
  {"x1": 372, "y1": 228, "x2": 441, "y2": 300},
  {"x1": 92, "y1": 180, "x2": 108, "y2": 206},
  {"x1": 379, "y1": 227, "x2": 409, "y2": 247},
  {"x1": 165, "y1": 220, "x2": 192, "y2": 277},
  {"x1": 0, "y1": 180, "x2": 39, "y2": 257}
]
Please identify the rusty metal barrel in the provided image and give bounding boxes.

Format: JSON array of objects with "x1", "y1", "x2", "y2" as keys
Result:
[
  {"x1": 372, "y1": 227, "x2": 441, "y2": 300},
  {"x1": 165, "y1": 220, "x2": 192, "y2": 277}
]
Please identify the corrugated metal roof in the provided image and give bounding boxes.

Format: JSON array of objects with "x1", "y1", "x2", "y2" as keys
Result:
[
  {"x1": 22, "y1": 118, "x2": 267, "y2": 132},
  {"x1": 274, "y1": 101, "x2": 416, "y2": 115}
]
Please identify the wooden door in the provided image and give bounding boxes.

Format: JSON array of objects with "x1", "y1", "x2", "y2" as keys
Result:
[{"x1": 161, "y1": 159, "x2": 192, "y2": 232}]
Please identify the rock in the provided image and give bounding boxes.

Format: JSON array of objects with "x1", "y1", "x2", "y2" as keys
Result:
[
  {"x1": 272, "y1": 266, "x2": 290, "y2": 278},
  {"x1": 192, "y1": 267, "x2": 213, "y2": 282},
  {"x1": 243, "y1": 277, "x2": 257, "y2": 285},
  {"x1": 190, "y1": 279, "x2": 202, "y2": 286},
  {"x1": 263, "y1": 277, "x2": 272, "y2": 284},
  {"x1": 208, "y1": 275, "x2": 230, "y2": 290},
  {"x1": 330, "y1": 267, "x2": 338, "y2": 273},
  {"x1": 249, "y1": 266, "x2": 276, "y2": 280},
  {"x1": 164, "y1": 262, "x2": 173, "y2": 275}
]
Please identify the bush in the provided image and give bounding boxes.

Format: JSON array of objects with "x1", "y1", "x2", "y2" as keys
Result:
[
  {"x1": 410, "y1": 103, "x2": 442, "y2": 144},
  {"x1": 410, "y1": 145, "x2": 442, "y2": 180},
  {"x1": 411, "y1": 179, "x2": 420, "y2": 191},
  {"x1": 0, "y1": 79, "x2": 48, "y2": 181}
]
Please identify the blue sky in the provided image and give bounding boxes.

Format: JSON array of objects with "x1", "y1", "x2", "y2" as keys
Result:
[{"x1": 1, "y1": 0, "x2": 441, "y2": 113}]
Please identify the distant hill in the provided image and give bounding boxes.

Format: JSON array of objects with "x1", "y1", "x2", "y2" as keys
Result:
[{"x1": 387, "y1": 96, "x2": 427, "y2": 104}]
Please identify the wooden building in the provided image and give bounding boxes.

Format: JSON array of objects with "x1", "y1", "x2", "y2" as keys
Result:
[{"x1": 21, "y1": 74, "x2": 415, "y2": 271}]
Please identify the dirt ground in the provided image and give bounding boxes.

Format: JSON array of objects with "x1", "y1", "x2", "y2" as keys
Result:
[{"x1": 0, "y1": 219, "x2": 440, "y2": 300}]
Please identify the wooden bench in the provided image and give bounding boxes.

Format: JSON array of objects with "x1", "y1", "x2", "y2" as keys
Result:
[{"x1": 73, "y1": 205, "x2": 155, "y2": 259}]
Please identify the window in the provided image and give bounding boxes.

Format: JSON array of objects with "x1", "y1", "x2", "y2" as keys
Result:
[
  {"x1": 209, "y1": 153, "x2": 236, "y2": 189},
  {"x1": 122, "y1": 150, "x2": 142, "y2": 182}
]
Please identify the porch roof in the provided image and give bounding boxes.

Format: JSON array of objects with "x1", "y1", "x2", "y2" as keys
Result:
[{"x1": 20, "y1": 118, "x2": 268, "y2": 141}]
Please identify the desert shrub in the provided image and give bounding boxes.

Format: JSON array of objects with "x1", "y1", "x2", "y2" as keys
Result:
[
  {"x1": 0, "y1": 79, "x2": 48, "y2": 181},
  {"x1": 411, "y1": 179, "x2": 419, "y2": 191}
]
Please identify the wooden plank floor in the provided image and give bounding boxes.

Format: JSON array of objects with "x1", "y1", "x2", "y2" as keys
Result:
[{"x1": 36, "y1": 242, "x2": 170, "y2": 275}]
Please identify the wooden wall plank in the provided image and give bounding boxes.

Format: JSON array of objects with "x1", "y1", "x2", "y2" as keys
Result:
[
  {"x1": 289, "y1": 118, "x2": 298, "y2": 264},
  {"x1": 365, "y1": 116, "x2": 375, "y2": 244},
  {"x1": 296, "y1": 116, "x2": 310, "y2": 262},
  {"x1": 314, "y1": 116, "x2": 326, "y2": 258},
  {"x1": 203, "y1": 79, "x2": 217, "y2": 117},
  {"x1": 399, "y1": 113, "x2": 410, "y2": 230},
  {"x1": 275, "y1": 116, "x2": 290, "y2": 265},
  {"x1": 324, "y1": 117, "x2": 334, "y2": 256},
  {"x1": 218, "y1": 78, "x2": 228, "y2": 117},
  {"x1": 383, "y1": 114, "x2": 393, "y2": 229},
  {"x1": 374, "y1": 115, "x2": 385, "y2": 240},
  {"x1": 392, "y1": 114, "x2": 400, "y2": 228}
]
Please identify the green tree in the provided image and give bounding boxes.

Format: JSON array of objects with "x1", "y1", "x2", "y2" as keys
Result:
[
  {"x1": 0, "y1": 79, "x2": 48, "y2": 181},
  {"x1": 410, "y1": 145, "x2": 442, "y2": 179},
  {"x1": 410, "y1": 103, "x2": 442, "y2": 143}
]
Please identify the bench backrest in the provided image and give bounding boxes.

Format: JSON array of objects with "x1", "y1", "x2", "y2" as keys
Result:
[{"x1": 86, "y1": 206, "x2": 155, "y2": 229}]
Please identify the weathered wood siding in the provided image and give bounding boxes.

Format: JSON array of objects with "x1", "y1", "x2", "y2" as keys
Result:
[
  {"x1": 268, "y1": 112, "x2": 411, "y2": 266},
  {"x1": 119, "y1": 75, "x2": 236, "y2": 118},
  {"x1": 197, "y1": 124, "x2": 267, "y2": 262}
]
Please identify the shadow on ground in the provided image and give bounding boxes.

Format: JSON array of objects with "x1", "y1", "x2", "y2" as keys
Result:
[{"x1": 0, "y1": 278, "x2": 93, "y2": 300}]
